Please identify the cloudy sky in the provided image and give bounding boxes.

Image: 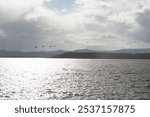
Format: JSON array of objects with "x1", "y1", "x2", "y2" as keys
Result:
[{"x1": 0, "y1": 0, "x2": 150, "y2": 51}]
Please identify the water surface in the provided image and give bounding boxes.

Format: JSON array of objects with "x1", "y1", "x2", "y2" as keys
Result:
[{"x1": 0, "y1": 58, "x2": 150, "y2": 100}]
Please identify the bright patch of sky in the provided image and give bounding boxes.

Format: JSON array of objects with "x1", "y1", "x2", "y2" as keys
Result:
[{"x1": 44, "y1": 0, "x2": 76, "y2": 12}]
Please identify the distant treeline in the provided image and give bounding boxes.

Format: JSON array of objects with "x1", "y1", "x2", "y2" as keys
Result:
[{"x1": 53, "y1": 52, "x2": 150, "y2": 59}]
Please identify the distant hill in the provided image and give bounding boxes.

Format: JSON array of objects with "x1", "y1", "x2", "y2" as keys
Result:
[
  {"x1": 53, "y1": 52, "x2": 150, "y2": 59},
  {"x1": 74, "y1": 49, "x2": 98, "y2": 53},
  {"x1": 113, "y1": 48, "x2": 150, "y2": 53},
  {"x1": 74, "y1": 48, "x2": 150, "y2": 54},
  {"x1": 0, "y1": 50, "x2": 65, "y2": 57},
  {"x1": 0, "y1": 48, "x2": 150, "y2": 58},
  {"x1": 53, "y1": 48, "x2": 150, "y2": 59}
]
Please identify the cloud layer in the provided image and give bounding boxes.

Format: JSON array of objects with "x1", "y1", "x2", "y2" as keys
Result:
[{"x1": 0, "y1": 0, "x2": 150, "y2": 51}]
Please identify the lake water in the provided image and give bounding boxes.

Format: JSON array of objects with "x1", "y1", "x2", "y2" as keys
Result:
[{"x1": 0, "y1": 58, "x2": 150, "y2": 100}]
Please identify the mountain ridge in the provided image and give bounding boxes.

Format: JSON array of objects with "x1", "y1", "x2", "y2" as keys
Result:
[{"x1": 0, "y1": 48, "x2": 150, "y2": 58}]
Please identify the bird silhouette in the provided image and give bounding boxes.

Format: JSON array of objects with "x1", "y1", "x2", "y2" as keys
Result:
[{"x1": 34, "y1": 46, "x2": 38, "y2": 48}]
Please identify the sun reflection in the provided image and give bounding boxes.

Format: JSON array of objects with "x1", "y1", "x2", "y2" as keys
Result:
[{"x1": 0, "y1": 58, "x2": 75, "y2": 99}]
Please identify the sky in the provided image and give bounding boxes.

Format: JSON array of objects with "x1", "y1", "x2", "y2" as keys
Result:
[{"x1": 0, "y1": 0, "x2": 150, "y2": 51}]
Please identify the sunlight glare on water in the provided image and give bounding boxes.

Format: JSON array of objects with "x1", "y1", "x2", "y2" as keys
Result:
[{"x1": 0, "y1": 58, "x2": 150, "y2": 100}]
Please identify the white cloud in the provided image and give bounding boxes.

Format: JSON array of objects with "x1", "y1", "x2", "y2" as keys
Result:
[{"x1": 0, "y1": 0, "x2": 150, "y2": 51}]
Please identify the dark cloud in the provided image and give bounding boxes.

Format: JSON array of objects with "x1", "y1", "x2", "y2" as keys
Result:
[
  {"x1": 132, "y1": 9, "x2": 150, "y2": 42},
  {"x1": 137, "y1": 9, "x2": 150, "y2": 30},
  {"x1": 0, "y1": 17, "x2": 65, "y2": 51}
]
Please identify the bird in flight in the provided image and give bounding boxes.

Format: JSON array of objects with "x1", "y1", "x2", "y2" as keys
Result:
[
  {"x1": 34, "y1": 45, "x2": 56, "y2": 48},
  {"x1": 34, "y1": 46, "x2": 38, "y2": 48}
]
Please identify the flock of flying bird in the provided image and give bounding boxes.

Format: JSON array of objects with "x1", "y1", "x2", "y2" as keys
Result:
[{"x1": 34, "y1": 45, "x2": 56, "y2": 48}]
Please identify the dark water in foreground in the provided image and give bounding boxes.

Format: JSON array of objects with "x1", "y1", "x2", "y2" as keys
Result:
[{"x1": 0, "y1": 58, "x2": 150, "y2": 100}]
